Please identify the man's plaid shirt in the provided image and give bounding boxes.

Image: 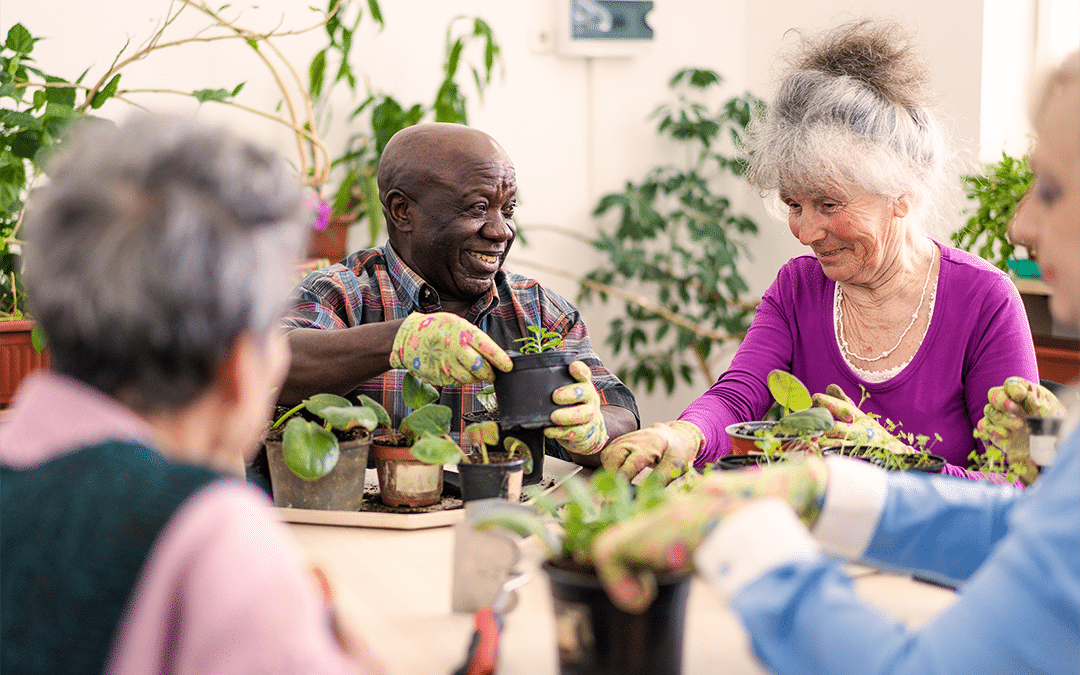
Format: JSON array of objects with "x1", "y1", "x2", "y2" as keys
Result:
[{"x1": 283, "y1": 244, "x2": 639, "y2": 449}]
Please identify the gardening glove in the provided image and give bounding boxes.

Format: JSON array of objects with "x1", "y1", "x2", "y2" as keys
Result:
[
  {"x1": 545, "y1": 360, "x2": 608, "y2": 455},
  {"x1": 593, "y1": 456, "x2": 829, "y2": 613},
  {"x1": 812, "y1": 384, "x2": 915, "y2": 454},
  {"x1": 976, "y1": 376, "x2": 1064, "y2": 470},
  {"x1": 601, "y1": 420, "x2": 705, "y2": 486},
  {"x1": 390, "y1": 312, "x2": 513, "y2": 386}
]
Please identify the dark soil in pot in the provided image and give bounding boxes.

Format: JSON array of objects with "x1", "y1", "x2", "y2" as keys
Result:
[
  {"x1": 544, "y1": 558, "x2": 690, "y2": 675},
  {"x1": 493, "y1": 350, "x2": 577, "y2": 430},
  {"x1": 458, "y1": 451, "x2": 525, "y2": 503},
  {"x1": 823, "y1": 444, "x2": 946, "y2": 473},
  {"x1": 725, "y1": 420, "x2": 822, "y2": 455},
  {"x1": 463, "y1": 410, "x2": 546, "y2": 485}
]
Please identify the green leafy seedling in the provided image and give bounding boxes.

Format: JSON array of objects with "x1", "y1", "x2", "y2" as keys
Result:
[
  {"x1": 515, "y1": 325, "x2": 564, "y2": 354},
  {"x1": 767, "y1": 370, "x2": 813, "y2": 413}
]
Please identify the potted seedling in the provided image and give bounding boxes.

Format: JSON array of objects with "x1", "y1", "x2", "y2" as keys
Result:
[
  {"x1": 475, "y1": 469, "x2": 691, "y2": 675},
  {"x1": 265, "y1": 393, "x2": 389, "y2": 510},
  {"x1": 818, "y1": 386, "x2": 946, "y2": 474},
  {"x1": 493, "y1": 325, "x2": 576, "y2": 430},
  {"x1": 456, "y1": 420, "x2": 530, "y2": 502},
  {"x1": 723, "y1": 370, "x2": 832, "y2": 460},
  {"x1": 463, "y1": 384, "x2": 547, "y2": 485},
  {"x1": 370, "y1": 373, "x2": 460, "y2": 507}
]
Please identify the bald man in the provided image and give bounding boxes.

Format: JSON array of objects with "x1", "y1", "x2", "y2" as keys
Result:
[{"x1": 279, "y1": 123, "x2": 638, "y2": 467}]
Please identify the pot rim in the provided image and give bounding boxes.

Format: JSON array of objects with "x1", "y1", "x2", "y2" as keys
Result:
[{"x1": 725, "y1": 420, "x2": 823, "y2": 441}]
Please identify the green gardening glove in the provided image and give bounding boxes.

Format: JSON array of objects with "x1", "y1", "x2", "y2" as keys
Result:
[
  {"x1": 593, "y1": 456, "x2": 829, "y2": 613},
  {"x1": 976, "y1": 376, "x2": 1065, "y2": 477},
  {"x1": 545, "y1": 361, "x2": 609, "y2": 455},
  {"x1": 601, "y1": 420, "x2": 705, "y2": 485},
  {"x1": 812, "y1": 384, "x2": 915, "y2": 454},
  {"x1": 390, "y1": 312, "x2": 513, "y2": 386}
]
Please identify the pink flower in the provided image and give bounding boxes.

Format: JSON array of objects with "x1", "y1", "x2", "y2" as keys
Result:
[{"x1": 305, "y1": 192, "x2": 333, "y2": 231}]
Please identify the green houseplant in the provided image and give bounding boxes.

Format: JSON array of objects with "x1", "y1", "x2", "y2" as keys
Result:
[
  {"x1": 265, "y1": 393, "x2": 389, "y2": 510},
  {"x1": 369, "y1": 373, "x2": 460, "y2": 507},
  {"x1": 950, "y1": 151, "x2": 1035, "y2": 274},
  {"x1": 573, "y1": 68, "x2": 765, "y2": 395},
  {"x1": 476, "y1": 469, "x2": 691, "y2": 675}
]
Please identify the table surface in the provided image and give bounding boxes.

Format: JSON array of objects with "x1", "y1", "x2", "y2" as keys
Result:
[{"x1": 285, "y1": 460, "x2": 958, "y2": 675}]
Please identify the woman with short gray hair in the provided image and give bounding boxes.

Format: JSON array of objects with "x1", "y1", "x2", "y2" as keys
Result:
[
  {"x1": 603, "y1": 19, "x2": 1040, "y2": 482},
  {"x1": 1, "y1": 114, "x2": 383, "y2": 674}
]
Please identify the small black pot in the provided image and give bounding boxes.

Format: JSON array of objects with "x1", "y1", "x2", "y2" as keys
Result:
[
  {"x1": 458, "y1": 453, "x2": 526, "y2": 503},
  {"x1": 544, "y1": 560, "x2": 690, "y2": 675},
  {"x1": 823, "y1": 444, "x2": 946, "y2": 474},
  {"x1": 493, "y1": 350, "x2": 577, "y2": 430},
  {"x1": 463, "y1": 413, "x2": 547, "y2": 486},
  {"x1": 714, "y1": 453, "x2": 776, "y2": 471}
]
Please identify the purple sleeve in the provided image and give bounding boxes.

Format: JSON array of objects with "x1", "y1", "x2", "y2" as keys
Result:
[{"x1": 679, "y1": 263, "x2": 805, "y2": 465}]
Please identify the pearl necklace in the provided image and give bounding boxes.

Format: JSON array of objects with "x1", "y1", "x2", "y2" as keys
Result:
[{"x1": 835, "y1": 253, "x2": 935, "y2": 363}]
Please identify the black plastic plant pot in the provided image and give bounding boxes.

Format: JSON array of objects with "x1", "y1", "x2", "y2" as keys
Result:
[
  {"x1": 714, "y1": 453, "x2": 775, "y2": 471},
  {"x1": 458, "y1": 453, "x2": 526, "y2": 503},
  {"x1": 544, "y1": 560, "x2": 691, "y2": 675},
  {"x1": 824, "y1": 444, "x2": 946, "y2": 474},
  {"x1": 463, "y1": 410, "x2": 547, "y2": 486},
  {"x1": 493, "y1": 350, "x2": 577, "y2": 430}
]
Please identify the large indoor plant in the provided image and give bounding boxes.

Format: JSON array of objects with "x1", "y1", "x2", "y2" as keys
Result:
[
  {"x1": 950, "y1": 151, "x2": 1035, "y2": 274},
  {"x1": 476, "y1": 469, "x2": 691, "y2": 675}
]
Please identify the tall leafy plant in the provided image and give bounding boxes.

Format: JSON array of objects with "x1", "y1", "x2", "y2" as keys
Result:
[
  {"x1": 951, "y1": 152, "x2": 1034, "y2": 272},
  {"x1": 577, "y1": 68, "x2": 763, "y2": 394}
]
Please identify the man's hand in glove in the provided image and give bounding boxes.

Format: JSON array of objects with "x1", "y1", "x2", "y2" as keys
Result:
[{"x1": 390, "y1": 312, "x2": 512, "y2": 386}]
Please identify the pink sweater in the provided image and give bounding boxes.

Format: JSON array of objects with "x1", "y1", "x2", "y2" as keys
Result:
[{"x1": 0, "y1": 372, "x2": 370, "y2": 675}]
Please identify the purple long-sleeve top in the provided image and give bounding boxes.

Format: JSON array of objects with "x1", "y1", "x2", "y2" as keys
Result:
[{"x1": 680, "y1": 242, "x2": 1039, "y2": 477}]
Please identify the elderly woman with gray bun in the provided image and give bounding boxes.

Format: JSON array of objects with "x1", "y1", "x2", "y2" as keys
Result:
[
  {"x1": 0, "y1": 115, "x2": 383, "y2": 674},
  {"x1": 603, "y1": 19, "x2": 1042, "y2": 483}
]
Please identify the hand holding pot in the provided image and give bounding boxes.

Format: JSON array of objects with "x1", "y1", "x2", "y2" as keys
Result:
[
  {"x1": 593, "y1": 456, "x2": 829, "y2": 613},
  {"x1": 977, "y1": 376, "x2": 1064, "y2": 454},
  {"x1": 390, "y1": 312, "x2": 512, "y2": 386},
  {"x1": 812, "y1": 384, "x2": 914, "y2": 454},
  {"x1": 600, "y1": 420, "x2": 704, "y2": 486},
  {"x1": 545, "y1": 360, "x2": 608, "y2": 455}
]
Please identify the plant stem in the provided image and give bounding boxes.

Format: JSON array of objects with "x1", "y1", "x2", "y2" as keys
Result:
[{"x1": 272, "y1": 402, "x2": 305, "y2": 429}]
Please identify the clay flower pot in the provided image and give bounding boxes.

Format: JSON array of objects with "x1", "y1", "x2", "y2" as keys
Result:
[
  {"x1": 265, "y1": 431, "x2": 370, "y2": 510},
  {"x1": 724, "y1": 420, "x2": 823, "y2": 456},
  {"x1": 0, "y1": 319, "x2": 50, "y2": 407},
  {"x1": 371, "y1": 436, "x2": 445, "y2": 507}
]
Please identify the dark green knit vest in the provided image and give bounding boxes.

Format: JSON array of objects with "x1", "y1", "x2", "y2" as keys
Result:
[{"x1": 1, "y1": 441, "x2": 222, "y2": 674}]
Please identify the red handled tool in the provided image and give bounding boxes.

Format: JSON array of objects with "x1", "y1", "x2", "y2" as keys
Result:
[{"x1": 453, "y1": 572, "x2": 530, "y2": 675}]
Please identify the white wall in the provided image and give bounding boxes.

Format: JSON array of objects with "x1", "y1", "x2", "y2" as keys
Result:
[{"x1": 3, "y1": 0, "x2": 1050, "y2": 424}]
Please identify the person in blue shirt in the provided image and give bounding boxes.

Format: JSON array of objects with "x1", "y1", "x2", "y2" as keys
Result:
[{"x1": 592, "y1": 43, "x2": 1080, "y2": 675}]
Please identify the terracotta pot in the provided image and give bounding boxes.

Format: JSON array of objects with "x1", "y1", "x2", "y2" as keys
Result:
[
  {"x1": 264, "y1": 431, "x2": 370, "y2": 510},
  {"x1": 545, "y1": 559, "x2": 690, "y2": 675},
  {"x1": 724, "y1": 420, "x2": 823, "y2": 456},
  {"x1": 306, "y1": 214, "x2": 353, "y2": 262},
  {"x1": 0, "y1": 319, "x2": 50, "y2": 407},
  {"x1": 372, "y1": 436, "x2": 444, "y2": 507}
]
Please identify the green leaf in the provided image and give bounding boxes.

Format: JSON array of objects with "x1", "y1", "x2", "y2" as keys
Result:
[
  {"x1": 282, "y1": 417, "x2": 340, "y2": 480},
  {"x1": 767, "y1": 370, "x2": 812, "y2": 412},
  {"x1": 400, "y1": 403, "x2": 452, "y2": 441},
  {"x1": 88, "y1": 74, "x2": 121, "y2": 109},
  {"x1": 304, "y1": 393, "x2": 352, "y2": 416},
  {"x1": 308, "y1": 50, "x2": 327, "y2": 99},
  {"x1": 359, "y1": 394, "x2": 392, "y2": 429},
  {"x1": 319, "y1": 405, "x2": 379, "y2": 431},
  {"x1": 6, "y1": 25, "x2": 34, "y2": 55},
  {"x1": 403, "y1": 372, "x2": 439, "y2": 408},
  {"x1": 408, "y1": 433, "x2": 461, "y2": 464},
  {"x1": 191, "y1": 87, "x2": 238, "y2": 103}
]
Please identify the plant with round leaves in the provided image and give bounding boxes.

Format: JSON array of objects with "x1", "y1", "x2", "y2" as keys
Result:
[
  {"x1": 462, "y1": 420, "x2": 532, "y2": 472},
  {"x1": 273, "y1": 393, "x2": 390, "y2": 481},
  {"x1": 397, "y1": 373, "x2": 462, "y2": 465}
]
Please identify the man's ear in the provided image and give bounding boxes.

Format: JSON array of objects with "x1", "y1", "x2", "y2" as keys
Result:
[
  {"x1": 386, "y1": 189, "x2": 414, "y2": 233},
  {"x1": 216, "y1": 333, "x2": 258, "y2": 407}
]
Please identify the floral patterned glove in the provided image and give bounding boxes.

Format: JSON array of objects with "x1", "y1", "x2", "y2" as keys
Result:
[
  {"x1": 600, "y1": 420, "x2": 705, "y2": 486},
  {"x1": 976, "y1": 376, "x2": 1065, "y2": 470},
  {"x1": 812, "y1": 384, "x2": 915, "y2": 454},
  {"x1": 545, "y1": 361, "x2": 609, "y2": 455},
  {"x1": 390, "y1": 312, "x2": 512, "y2": 386},
  {"x1": 593, "y1": 456, "x2": 829, "y2": 613}
]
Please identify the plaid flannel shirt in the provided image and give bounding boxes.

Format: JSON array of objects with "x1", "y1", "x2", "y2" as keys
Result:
[{"x1": 282, "y1": 244, "x2": 639, "y2": 452}]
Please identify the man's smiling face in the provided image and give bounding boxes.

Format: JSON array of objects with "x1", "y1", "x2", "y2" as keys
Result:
[{"x1": 404, "y1": 138, "x2": 517, "y2": 308}]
